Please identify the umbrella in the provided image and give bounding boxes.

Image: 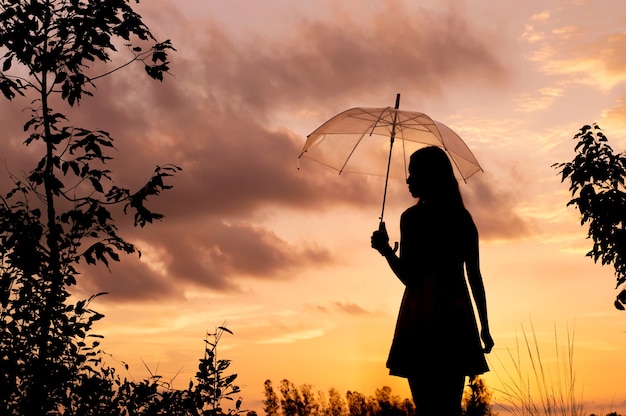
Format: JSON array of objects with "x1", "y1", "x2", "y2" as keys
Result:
[{"x1": 299, "y1": 93, "x2": 482, "y2": 222}]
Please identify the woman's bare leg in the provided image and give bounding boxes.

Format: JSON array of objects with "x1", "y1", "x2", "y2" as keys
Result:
[{"x1": 408, "y1": 372, "x2": 465, "y2": 416}]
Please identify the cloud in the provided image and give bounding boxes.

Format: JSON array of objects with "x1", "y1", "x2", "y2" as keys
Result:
[
  {"x1": 552, "y1": 25, "x2": 581, "y2": 40},
  {"x1": 515, "y1": 87, "x2": 565, "y2": 112},
  {"x1": 463, "y1": 174, "x2": 531, "y2": 240},
  {"x1": 601, "y1": 96, "x2": 626, "y2": 135},
  {"x1": 186, "y1": 1, "x2": 507, "y2": 113},
  {"x1": 521, "y1": 8, "x2": 626, "y2": 91},
  {"x1": 331, "y1": 301, "x2": 373, "y2": 316},
  {"x1": 79, "y1": 255, "x2": 184, "y2": 303},
  {"x1": 257, "y1": 328, "x2": 325, "y2": 345},
  {"x1": 520, "y1": 24, "x2": 546, "y2": 43},
  {"x1": 0, "y1": 1, "x2": 510, "y2": 302},
  {"x1": 79, "y1": 219, "x2": 333, "y2": 300},
  {"x1": 531, "y1": 11, "x2": 550, "y2": 22},
  {"x1": 310, "y1": 301, "x2": 374, "y2": 316}
]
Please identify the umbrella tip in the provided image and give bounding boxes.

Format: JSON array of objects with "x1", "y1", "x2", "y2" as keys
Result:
[{"x1": 395, "y1": 93, "x2": 400, "y2": 109}]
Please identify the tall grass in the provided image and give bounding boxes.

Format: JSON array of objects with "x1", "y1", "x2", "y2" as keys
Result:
[{"x1": 489, "y1": 322, "x2": 585, "y2": 416}]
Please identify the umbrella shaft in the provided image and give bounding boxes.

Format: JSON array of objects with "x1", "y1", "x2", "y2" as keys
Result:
[
  {"x1": 380, "y1": 136, "x2": 395, "y2": 223},
  {"x1": 380, "y1": 94, "x2": 401, "y2": 223}
]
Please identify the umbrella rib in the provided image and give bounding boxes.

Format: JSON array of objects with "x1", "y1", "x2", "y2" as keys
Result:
[
  {"x1": 430, "y1": 123, "x2": 469, "y2": 182},
  {"x1": 369, "y1": 106, "x2": 393, "y2": 136},
  {"x1": 338, "y1": 130, "x2": 369, "y2": 174},
  {"x1": 338, "y1": 107, "x2": 392, "y2": 174}
]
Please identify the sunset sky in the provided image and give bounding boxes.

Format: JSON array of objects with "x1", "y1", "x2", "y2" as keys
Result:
[{"x1": 3, "y1": 0, "x2": 626, "y2": 413}]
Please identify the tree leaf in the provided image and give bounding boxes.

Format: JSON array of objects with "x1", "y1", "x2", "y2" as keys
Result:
[
  {"x1": 2, "y1": 55, "x2": 12, "y2": 71},
  {"x1": 89, "y1": 177, "x2": 104, "y2": 193}
]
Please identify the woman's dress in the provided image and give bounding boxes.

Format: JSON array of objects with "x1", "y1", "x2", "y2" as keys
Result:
[{"x1": 386, "y1": 203, "x2": 489, "y2": 378}]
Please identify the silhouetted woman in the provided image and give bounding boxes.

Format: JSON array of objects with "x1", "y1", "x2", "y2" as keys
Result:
[{"x1": 371, "y1": 146, "x2": 494, "y2": 416}]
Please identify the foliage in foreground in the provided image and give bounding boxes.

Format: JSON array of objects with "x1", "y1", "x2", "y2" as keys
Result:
[
  {"x1": 262, "y1": 376, "x2": 495, "y2": 416},
  {"x1": 88, "y1": 326, "x2": 244, "y2": 416},
  {"x1": 48, "y1": 327, "x2": 244, "y2": 416},
  {"x1": 489, "y1": 323, "x2": 584, "y2": 416},
  {"x1": 554, "y1": 124, "x2": 626, "y2": 309},
  {"x1": 66, "y1": 325, "x2": 245, "y2": 415}
]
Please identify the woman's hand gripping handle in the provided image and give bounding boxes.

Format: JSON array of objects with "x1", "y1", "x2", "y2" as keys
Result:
[{"x1": 371, "y1": 222, "x2": 398, "y2": 257}]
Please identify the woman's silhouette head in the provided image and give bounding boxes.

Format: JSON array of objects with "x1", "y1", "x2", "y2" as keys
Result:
[{"x1": 407, "y1": 146, "x2": 463, "y2": 208}]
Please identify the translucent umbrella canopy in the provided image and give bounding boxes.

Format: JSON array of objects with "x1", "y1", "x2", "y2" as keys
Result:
[
  {"x1": 299, "y1": 106, "x2": 482, "y2": 182},
  {"x1": 299, "y1": 94, "x2": 482, "y2": 222}
]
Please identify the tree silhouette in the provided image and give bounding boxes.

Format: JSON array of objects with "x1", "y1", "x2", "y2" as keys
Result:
[
  {"x1": 346, "y1": 390, "x2": 369, "y2": 416},
  {"x1": 372, "y1": 386, "x2": 415, "y2": 416},
  {"x1": 554, "y1": 124, "x2": 626, "y2": 309},
  {"x1": 327, "y1": 387, "x2": 348, "y2": 416},
  {"x1": 263, "y1": 379, "x2": 281, "y2": 416},
  {"x1": 279, "y1": 379, "x2": 304, "y2": 416},
  {"x1": 0, "y1": 0, "x2": 179, "y2": 414},
  {"x1": 300, "y1": 384, "x2": 320, "y2": 415},
  {"x1": 462, "y1": 376, "x2": 495, "y2": 416}
]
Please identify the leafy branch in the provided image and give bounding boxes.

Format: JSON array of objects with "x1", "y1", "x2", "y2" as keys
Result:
[{"x1": 554, "y1": 124, "x2": 626, "y2": 309}]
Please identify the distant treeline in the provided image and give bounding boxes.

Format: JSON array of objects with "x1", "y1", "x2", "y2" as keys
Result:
[
  {"x1": 260, "y1": 377, "x2": 495, "y2": 416},
  {"x1": 262, "y1": 379, "x2": 415, "y2": 416}
]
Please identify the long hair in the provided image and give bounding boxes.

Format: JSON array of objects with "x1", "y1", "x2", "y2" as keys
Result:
[{"x1": 409, "y1": 146, "x2": 465, "y2": 209}]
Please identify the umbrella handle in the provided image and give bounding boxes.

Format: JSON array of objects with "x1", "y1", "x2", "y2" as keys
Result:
[{"x1": 377, "y1": 220, "x2": 399, "y2": 254}]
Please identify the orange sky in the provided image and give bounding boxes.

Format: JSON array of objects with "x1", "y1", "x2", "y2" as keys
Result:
[{"x1": 2, "y1": 0, "x2": 626, "y2": 414}]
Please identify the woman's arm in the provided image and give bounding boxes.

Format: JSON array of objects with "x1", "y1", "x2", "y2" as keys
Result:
[
  {"x1": 371, "y1": 221, "x2": 412, "y2": 285},
  {"x1": 465, "y1": 220, "x2": 494, "y2": 353}
]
